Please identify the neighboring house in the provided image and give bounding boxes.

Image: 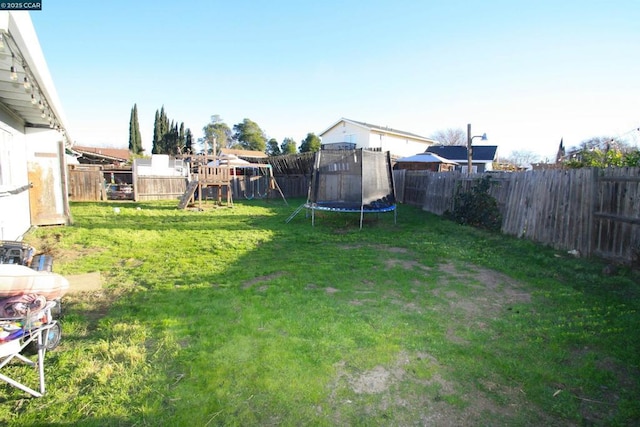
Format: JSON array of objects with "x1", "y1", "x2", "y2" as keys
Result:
[
  {"x1": 426, "y1": 145, "x2": 498, "y2": 173},
  {"x1": 72, "y1": 145, "x2": 130, "y2": 166},
  {"x1": 394, "y1": 152, "x2": 457, "y2": 172},
  {"x1": 0, "y1": 12, "x2": 72, "y2": 240},
  {"x1": 72, "y1": 145, "x2": 133, "y2": 197},
  {"x1": 319, "y1": 118, "x2": 436, "y2": 158},
  {"x1": 134, "y1": 154, "x2": 187, "y2": 178}
]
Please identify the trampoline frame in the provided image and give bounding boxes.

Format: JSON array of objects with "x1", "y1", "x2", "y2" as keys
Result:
[{"x1": 304, "y1": 202, "x2": 396, "y2": 228}]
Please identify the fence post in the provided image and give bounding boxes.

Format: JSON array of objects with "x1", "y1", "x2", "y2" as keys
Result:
[{"x1": 587, "y1": 167, "x2": 599, "y2": 258}]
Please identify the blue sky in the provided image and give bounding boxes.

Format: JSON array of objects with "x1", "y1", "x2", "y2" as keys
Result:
[{"x1": 30, "y1": 0, "x2": 640, "y2": 160}]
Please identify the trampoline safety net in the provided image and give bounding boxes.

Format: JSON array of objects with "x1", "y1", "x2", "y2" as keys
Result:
[{"x1": 305, "y1": 149, "x2": 396, "y2": 227}]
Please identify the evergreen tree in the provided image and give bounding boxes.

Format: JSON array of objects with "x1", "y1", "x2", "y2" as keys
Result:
[
  {"x1": 202, "y1": 115, "x2": 233, "y2": 154},
  {"x1": 128, "y1": 104, "x2": 143, "y2": 155},
  {"x1": 299, "y1": 133, "x2": 321, "y2": 153},
  {"x1": 159, "y1": 106, "x2": 168, "y2": 137},
  {"x1": 281, "y1": 137, "x2": 297, "y2": 154},
  {"x1": 179, "y1": 122, "x2": 185, "y2": 153},
  {"x1": 152, "y1": 109, "x2": 161, "y2": 154},
  {"x1": 185, "y1": 128, "x2": 194, "y2": 153},
  {"x1": 172, "y1": 122, "x2": 179, "y2": 155},
  {"x1": 134, "y1": 105, "x2": 143, "y2": 154},
  {"x1": 233, "y1": 118, "x2": 267, "y2": 152},
  {"x1": 151, "y1": 106, "x2": 189, "y2": 155},
  {"x1": 266, "y1": 138, "x2": 281, "y2": 156}
]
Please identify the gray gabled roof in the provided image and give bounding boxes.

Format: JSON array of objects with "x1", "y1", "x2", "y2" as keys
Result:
[
  {"x1": 426, "y1": 145, "x2": 498, "y2": 162},
  {"x1": 320, "y1": 118, "x2": 435, "y2": 144}
]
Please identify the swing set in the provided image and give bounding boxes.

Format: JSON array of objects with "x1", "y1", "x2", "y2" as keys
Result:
[{"x1": 231, "y1": 164, "x2": 285, "y2": 202}]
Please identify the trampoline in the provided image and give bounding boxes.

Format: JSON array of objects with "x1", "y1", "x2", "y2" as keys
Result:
[{"x1": 300, "y1": 149, "x2": 397, "y2": 228}]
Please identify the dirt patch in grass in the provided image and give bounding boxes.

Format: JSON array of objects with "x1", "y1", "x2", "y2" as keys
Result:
[
  {"x1": 436, "y1": 262, "x2": 531, "y2": 316},
  {"x1": 242, "y1": 272, "x2": 285, "y2": 289},
  {"x1": 384, "y1": 258, "x2": 432, "y2": 272},
  {"x1": 324, "y1": 259, "x2": 547, "y2": 424},
  {"x1": 26, "y1": 233, "x2": 103, "y2": 265},
  {"x1": 62, "y1": 288, "x2": 122, "y2": 332},
  {"x1": 329, "y1": 350, "x2": 545, "y2": 426},
  {"x1": 304, "y1": 284, "x2": 341, "y2": 294}
]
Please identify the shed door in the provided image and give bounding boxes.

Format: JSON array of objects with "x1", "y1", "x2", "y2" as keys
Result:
[{"x1": 28, "y1": 140, "x2": 67, "y2": 226}]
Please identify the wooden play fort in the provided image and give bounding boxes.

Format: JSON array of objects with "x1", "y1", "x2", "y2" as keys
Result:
[
  {"x1": 178, "y1": 158, "x2": 232, "y2": 209},
  {"x1": 178, "y1": 154, "x2": 286, "y2": 209}
]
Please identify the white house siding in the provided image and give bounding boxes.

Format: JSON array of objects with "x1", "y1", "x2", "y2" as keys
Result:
[
  {"x1": 321, "y1": 121, "x2": 370, "y2": 147},
  {"x1": 0, "y1": 12, "x2": 71, "y2": 239},
  {"x1": 371, "y1": 132, "x2": 431, "y2": 158},
  {"x1": 0, "y1": 119, "x2": 31, "y2": 241},
  {"x1": 134, "y1": 155, "x2": 188, "y2": 177}
]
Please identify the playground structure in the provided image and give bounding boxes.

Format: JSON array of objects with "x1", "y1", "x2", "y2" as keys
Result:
[{"x1": 178, "y1": 155, "x2": 286, "y2": 209}]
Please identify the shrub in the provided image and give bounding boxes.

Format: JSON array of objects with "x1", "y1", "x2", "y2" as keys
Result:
[{"x1": 444, "y1": 175, "x2": 502, "y2": 231}]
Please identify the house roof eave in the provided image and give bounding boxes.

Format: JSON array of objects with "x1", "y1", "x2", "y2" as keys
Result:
[{"x1": 319, "y1": 117, "x2": 436, "y2": 144}]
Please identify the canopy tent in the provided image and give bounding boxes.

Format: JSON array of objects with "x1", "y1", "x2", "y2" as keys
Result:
[
  {"x1": 207, "y1": 154, "x2": 251, "y2": 167},
  {"x1": 394, "y1": 152, "x2": 458, "y2": 172}
]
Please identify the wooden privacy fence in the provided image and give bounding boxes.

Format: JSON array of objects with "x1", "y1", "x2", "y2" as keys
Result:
[
  {"x1": 67, "y1": 165, "x2": 105, "y2": 201},
  {"x1": 135, "y1": 176, "x2": 187, "y2": 201},
  {"x1": 273, "y1": 175, "x2": 309, "y2": 198},
  {"x1": 395, "y1": 168, "x2": 640, "y2": 265}
]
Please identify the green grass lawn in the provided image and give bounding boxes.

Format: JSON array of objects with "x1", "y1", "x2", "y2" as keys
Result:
[{"x1": 1, "y1": 199, "x2": 638, "y2": 426}]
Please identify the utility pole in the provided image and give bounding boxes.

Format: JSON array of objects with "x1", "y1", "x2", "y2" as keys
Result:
[
  {"x1": 466, "y1": 124, "x2": 488, "y2": 174},
  {"x1": 467, "y1": 123, "x2": 472, "y2": 175}
]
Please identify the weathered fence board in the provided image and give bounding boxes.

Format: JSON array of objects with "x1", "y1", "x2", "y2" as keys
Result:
[
  {"x1": 273, "y1": 175, "x2": 309, "y2": 199},
  {"x1": 68, "y1": 165, "x2": 104, "y2": 201},
  {"x1": 395, "y1": 168, "x2": 640, "y2": 265},
  {"x1": 593, "y1": 168, "x2": 640, "y2": 263},
  {"x1": 135, "y1": 176, "x2": 186, "y2": 201}
]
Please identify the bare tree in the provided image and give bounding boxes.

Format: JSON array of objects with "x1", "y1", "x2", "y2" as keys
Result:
[
  {"x1": 507, "y1": 150, "x2": 541, "y2": 168},
  {"x1": 572, "y1": 136, "x2": 631, "y2": 154},
  {"x1": 430, "y1": 128, "x2": 467, "y2": 146}
]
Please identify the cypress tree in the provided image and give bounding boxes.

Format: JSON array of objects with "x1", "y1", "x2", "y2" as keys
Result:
[
  {"x1": 129, "y1": 104, "x2": 143, "y2": 155},
  {"x1": 179, "y1": 122, "x2": 185, "y2": 153},
  {"x1": 185, "y1": 128, "x2": 193, "y2": 154},
  {"x1": 160, "y1": 106, "x2": 168, "y2": 138},
  {"x1": 150, "y1": 106, "x2": 190, "y2": 155},
  {"x1": 152, "y1": 109, "x2": 161, "y2": 154},
  {"x1": 128, "y1": 105, "x2": 137, "y2": 153}
]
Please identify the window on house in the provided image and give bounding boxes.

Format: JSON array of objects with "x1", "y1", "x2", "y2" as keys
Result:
[
  {"x1": 461, "y1": 165, "x2": 478, "y2": 173},
  {"x1": 344, "y1": 134, "x2": 356, "y2": 144}
]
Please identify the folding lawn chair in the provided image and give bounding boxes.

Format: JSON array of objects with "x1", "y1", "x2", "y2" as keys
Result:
[{"x1": 0, "y1": 300, "x2": 60, "y2": 397}]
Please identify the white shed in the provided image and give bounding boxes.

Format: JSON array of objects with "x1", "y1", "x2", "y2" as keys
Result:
[{"x1": 0, "y1": 12, "x2": 72, "y2": 240}]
